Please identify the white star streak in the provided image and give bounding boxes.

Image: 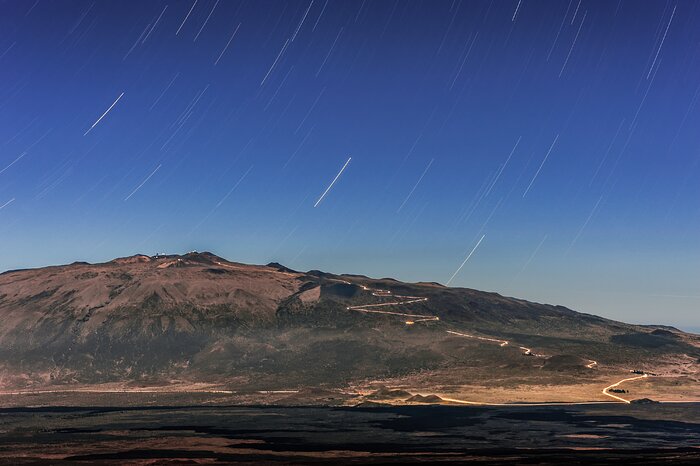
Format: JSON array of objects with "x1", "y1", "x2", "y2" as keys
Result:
[
  {"x1": 512, "y1": 0, "x2": 522, "y2": 22},
  {"x1": 264, "y1": 65, "x2": 294, "y2": 111},
  {"x1": 0, "y1": 42, "x2": 16, "y2": 60},
  {"x1": 647, "y1": 5, "x2": 676, "y2": 79},
  {"x1": 447, "y1": 234, "x2": 485, "y2": 286},
  {"x1": 176, "y1": 0, "x2": 198, "y2": 35},
  {"x1": 150, "y1": 72, "x2": 180, "y2": 110},
  {"x1": 215, "y1": 23, "x2": 241, "y2": 65},
  {"x1": 397, "y1": 158, "x2": 434, "y2": 212},
  {"x1": 193, "y1": 0, "x2": 219, "y2": 42},
  {"x1": 191, "y1": 165, "x2": 253, "y2": 232},
  {"x1": 566, "y1": 194, "x2": 603, "y2": 253},
  {"x1": 261, "y1": 39, "x2": 290, "y2": 86},
  {"x1": 295, "y1": 87, "x2": 325, "y2": 134},
  {"x1": 316, "y1": 28, "x2": 342, "y2": 76},
  {"x1": 123, "y1": 24, "x2": 150, "y2": 61},
  {"x1": 559, "y1": 10, "x2": 587, "y2": 77},
  {"x1": 84, "y1": 92, "x2": 124, "y2": 136},
  {"x1": 450, "y1": 32, "x2": 478, "y2": 90},
  {"x1": 312, "y1": 0, "x2": 329, "y2": 31},
  {"x1": 547, "y1": 0, "x2": 573, "y2": 61},
  {"x1": 124, "y1": 164, "x2": 162, "y2": 201},
  {"x1": 314, "y1": 157, "x2": 351, "y2": 207},
  {"x1": 571, "y1": 0, "x2": 581, "y2": 24},
  {"x1": 517, "y1": 234, "x2": 548, "y2": 277},
  {"x1": 0, "y1": 152, "x2": 26, "y2": 175},
  {"x1": 484, "y1": 136, "x2": 520, "y2": 198},
  {"x1": 291, "y1": 1, "x2": 314, "y2": 42},
  {"x1": 523, "y1": 134, "x2": 558, "y2": 197},
  {"x1": 142, "y1": 5, "x2": 168, "y2": 43},
  {"x1": 0, "y1": 198, "x2": 14, "y2": 210},
  {"x1": 214, "y1": 165, "x2": 252, "y2": 210}
]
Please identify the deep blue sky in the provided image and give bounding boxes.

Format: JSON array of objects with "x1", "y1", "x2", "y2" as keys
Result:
[{"x1": 1, "y1": 0, "x2": 699, "y2": 330}]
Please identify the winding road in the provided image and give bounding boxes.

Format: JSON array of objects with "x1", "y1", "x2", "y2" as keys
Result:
[
  {"x1": 0, "y1": 278, "x2": 676, "y2": 405},
  {"x1": 346, "y1": 285, "x2": 437, "y2": 322},
  {"x1": 342, "y1": 278, "x2": 659, "y2": 405},
  {"x1": 344, "y1": 280, "x2": 551, "y2": 358},
  {"x1": 601, "y1": 374, "x2": 649, "y2": 403}
]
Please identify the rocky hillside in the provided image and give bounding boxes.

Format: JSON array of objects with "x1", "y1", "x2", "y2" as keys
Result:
[{"x1": 0, "y1": 252, "x2": 697, "y2": 394}]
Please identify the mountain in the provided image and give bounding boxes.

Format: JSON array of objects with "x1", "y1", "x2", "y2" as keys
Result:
[{"x1": 0, "y1": 252, "x2": 698, "y2": 406}]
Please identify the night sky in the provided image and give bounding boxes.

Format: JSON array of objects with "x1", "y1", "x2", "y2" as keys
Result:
[{"x1": 1, "y1": 1, "x2": 699, "y2": 330}]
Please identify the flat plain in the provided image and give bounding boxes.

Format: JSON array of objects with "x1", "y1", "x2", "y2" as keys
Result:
[{"x1": 1, "y1": 403, "x2": 699, "y2": 465}]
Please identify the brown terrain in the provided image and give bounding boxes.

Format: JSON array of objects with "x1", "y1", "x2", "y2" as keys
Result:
[{"x1": 0, "y1": 251, "x2": 698, "y2": 407}]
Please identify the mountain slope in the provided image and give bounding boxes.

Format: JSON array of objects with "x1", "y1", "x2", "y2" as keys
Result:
[{"x1": 0, "y1": 252, "x2": 698, "y2": 405}]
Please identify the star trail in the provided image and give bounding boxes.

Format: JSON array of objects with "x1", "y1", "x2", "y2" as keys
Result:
[{"x1": 0, "y1": 0, "x2": 699, "y2": 330}]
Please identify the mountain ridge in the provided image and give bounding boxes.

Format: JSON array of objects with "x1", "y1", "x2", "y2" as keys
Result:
[{"x1": 0, "y1": 252, "x2": 698, "y2": 406}]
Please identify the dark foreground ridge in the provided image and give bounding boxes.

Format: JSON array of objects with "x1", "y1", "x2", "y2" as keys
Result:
[{"x1": 0, "y1": 404, "x2": 699, "y2": 465}]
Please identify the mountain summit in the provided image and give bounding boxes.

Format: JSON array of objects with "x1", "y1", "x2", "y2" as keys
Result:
[{"x1": 0, "y1": 253, "x2": 698, "y2": 405}]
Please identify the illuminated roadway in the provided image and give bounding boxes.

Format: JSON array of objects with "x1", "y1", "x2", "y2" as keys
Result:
[
  {"x1": 601, "y1": 374, "x2": 649, "y2": 403},
  {"x1": 0, "y1": 278, "x2": 685, "y2": 405},
  {"x1": 346, "y1": 287, "x2": 437, "y2": 321},
  {"x1": 341, "y1": 278, "x2": 674, "y2": 405},
  {"x1": 344, "y1": 280, "x2": 551, "y2": 358}
]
